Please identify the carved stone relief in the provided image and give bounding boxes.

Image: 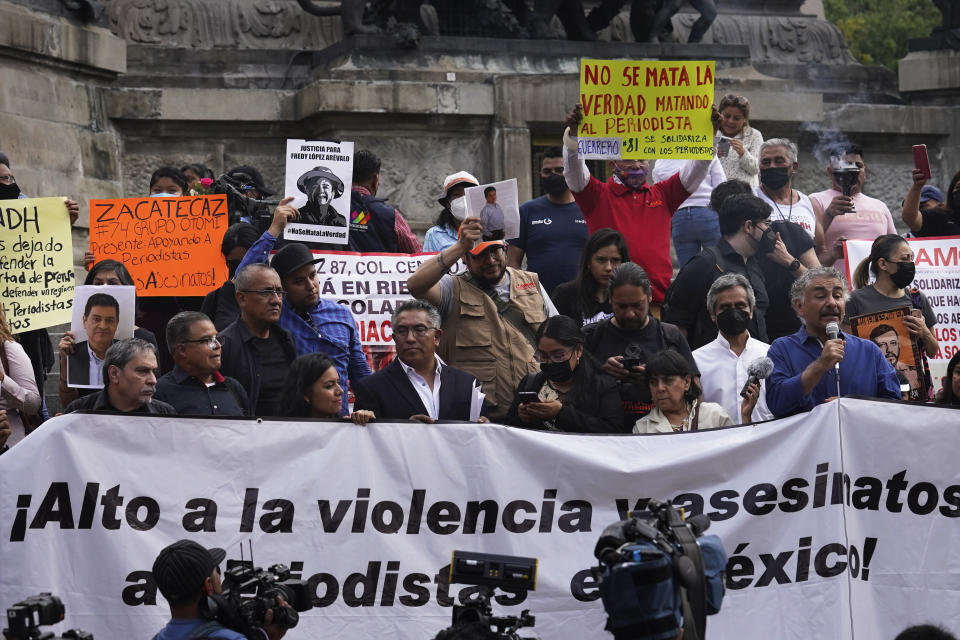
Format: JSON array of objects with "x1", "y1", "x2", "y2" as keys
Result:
[
  {"x1": 107, "y1": 0, "x2": 342, "y2": 48},
  {"x1": 608, "y1": 11, "x2": 857, "y2": 66}
]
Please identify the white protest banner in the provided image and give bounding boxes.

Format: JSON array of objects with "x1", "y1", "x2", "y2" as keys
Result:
[
  {"x1": 284, "y1": 139, "x2": 354, "y2": 245},
  {"x1": 3, "y1": 399, "x2": 959, "y2": 639},
  {"x1": 845, "y1": 237, "x2": 960, "y2": 377}
]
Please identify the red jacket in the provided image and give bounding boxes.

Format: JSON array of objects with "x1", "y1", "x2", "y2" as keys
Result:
[{"x1": 573, "y1": 173, "x2": 689, "y2": 302}]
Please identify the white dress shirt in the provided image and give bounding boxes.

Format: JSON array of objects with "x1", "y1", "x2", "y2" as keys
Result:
[
  {"x1": 88, "y1": 343, "x2": 105, "y2": 387},
  {"x1": 399, "y1": 355, "x2": 444, "y2": 420},
  {"x1": 693, "y1": 332, "x2": 774, "y2": 424}
]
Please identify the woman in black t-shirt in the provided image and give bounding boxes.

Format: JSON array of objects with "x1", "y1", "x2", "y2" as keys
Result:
[
  {"x1": 551, "y1": 228, "x2": 629, "y2": 326},
  {"x1": 846, "y1": 234, "x2": 939, "y2": 360}
]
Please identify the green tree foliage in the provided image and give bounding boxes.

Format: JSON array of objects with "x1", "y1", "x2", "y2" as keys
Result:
[{"x1": 824, "y1": 0, "x2": 941, "y2": 70}]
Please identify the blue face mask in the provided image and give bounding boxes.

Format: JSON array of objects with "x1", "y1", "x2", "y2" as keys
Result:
[{"x1": 149, "y1": 192, "x2": 179, "y2": 198}]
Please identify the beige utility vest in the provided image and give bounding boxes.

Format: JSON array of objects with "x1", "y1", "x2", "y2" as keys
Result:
[{"x1": 438, "y1": 267, "x2": 545, "y2": 418}]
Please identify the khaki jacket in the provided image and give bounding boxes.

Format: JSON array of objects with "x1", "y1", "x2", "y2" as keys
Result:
[{"x1": 438, "y1": 267, "x2": 545, "y2": 420}]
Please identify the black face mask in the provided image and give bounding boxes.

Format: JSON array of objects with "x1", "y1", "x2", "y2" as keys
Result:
[
  {"x1": 749, "y1": 223, "x2": 777, "y2": 256},
  {"x1": 759, "y1": 167, "x2": 790, "y2": 190},
  {"x1": 716, "y1": 308, "x2": 751, "y2": 336},
  {"x1": 888, "y1": 261, "x2": 916, "y2": 289},
  {"x1": 0, "y1": 182, "x2": 21, "y2": 200},
  {"x1": 540, "y1": 174, "x2": 569, "y2": 197},
  {"x1": 541, "y1": 360, "x2": 575, "y2": 383}
]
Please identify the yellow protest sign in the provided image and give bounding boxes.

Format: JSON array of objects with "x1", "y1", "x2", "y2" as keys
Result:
[
  {"x1": 578, "y1": 59, "x2": 715, "y2": 160},
  {"x1": 0, "y1": 197, "x2": 75, "y2": 332}
]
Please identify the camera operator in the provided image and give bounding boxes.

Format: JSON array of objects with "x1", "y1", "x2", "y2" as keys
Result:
[{"x1": 152, "y1": 540, "x2": 289, "y2": 640}]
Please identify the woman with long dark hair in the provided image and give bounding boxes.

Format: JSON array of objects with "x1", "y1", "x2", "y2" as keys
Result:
[
  {"x1": 0, "y1": 304, "x2": 41, "y2": 447},
  {"x1": 633, "y1": 350, "x2": 732, "y2": 433},
  {"x1": 551, "y1": 228, "x2": 630, "y2": 326},
  {"x1": 276, "y1": 353, "x2": 375, "y2": 424},
  {"x1": 845, "y1": 234, "x2": 938, "y2": 360},
  {"x1": 505, "y1": 315, "x2": 622, "y2": 433},
  {"x1": 938, "y1": 351, "x2": 960, "y2": 406}
]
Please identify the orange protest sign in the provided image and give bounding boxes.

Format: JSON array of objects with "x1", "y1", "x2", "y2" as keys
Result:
[{"x1": 88, "y1": 195, "x2": 229, "y2": 296}]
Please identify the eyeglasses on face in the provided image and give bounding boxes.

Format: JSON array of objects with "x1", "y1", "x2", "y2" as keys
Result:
[
  {"x1": 240, "y1": 288, "x2": 285, "y2": 299},
  {"x1": 534, "y1": 348, "x2": 572, "y2": 364},
  {"x1": 182, "y1": 336, "x2": 222, "y2": 349},
  {"x1": 0, "y1": 175, "x2": 15, "y2": 185},
  {"x1": 394, "y1": 325, "x2": 434, "y2": 338}
]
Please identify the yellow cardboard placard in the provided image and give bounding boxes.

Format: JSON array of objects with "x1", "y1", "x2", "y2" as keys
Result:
[
  {"x1": 578, "y1": 59, "x2": 715, "y2": 160},
  {"x1": 0, "y1": 197, "x2": 75, "y2": 332}
]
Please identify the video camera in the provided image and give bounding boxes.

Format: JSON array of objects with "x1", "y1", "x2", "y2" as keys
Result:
[
  {"x1": 203, "y1": 560, "x2": 313, "y2": 640},
  {"x1": 592, "y1": 499, "x2": 726, "y2": 640},
  {"x1": 3, "y1": 593, "x2": 93, "y2": 640},
  {"x1": 438, "y1": 550, "x2": 539, "y2": 640},
  {"x1": 209, "y1": 173, "x2": 281, "y2": 230}
]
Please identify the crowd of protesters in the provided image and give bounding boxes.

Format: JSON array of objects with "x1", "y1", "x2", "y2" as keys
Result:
[{"x1": 0, "y1": 92, "x2": 958, "y2": 455}]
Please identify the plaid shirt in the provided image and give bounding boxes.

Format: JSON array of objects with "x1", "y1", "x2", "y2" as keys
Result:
[{"x1": 240, "y1": 231, "x2": 373, "y2": 414}]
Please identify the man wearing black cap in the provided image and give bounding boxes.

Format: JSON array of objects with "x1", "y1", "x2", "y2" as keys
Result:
[
  {"x1": 407, "y1": 216, "x2": 557, "y2": 421},
  {"x1": 296, "y1": 166, "x2": 346, "y2": 227},
  {"x1": 236, "y1": 204, "x2": 372, "y2": 415},
  {"x1": 152, "y1": 539, "x2": 288, "y2": 640}
]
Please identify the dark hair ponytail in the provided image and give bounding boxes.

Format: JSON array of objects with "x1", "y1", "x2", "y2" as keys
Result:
[{"x1": 852, "y1": 234, "x2": 907, "y2": 289}]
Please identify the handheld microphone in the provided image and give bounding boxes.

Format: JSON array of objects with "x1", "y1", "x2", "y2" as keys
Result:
[
  {"x1": 826, "y1": 321, "x2": 842, "y2": 395},
  {"x1": 739, "y1": 357, "x2": 774, "y2": 398}
]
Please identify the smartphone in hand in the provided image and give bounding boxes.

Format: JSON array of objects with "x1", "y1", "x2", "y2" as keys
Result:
[
  {"x1": 518, "y1": 391, "x2": 540, "y2": 404},
  {"x1": 913, "y1": 144, "x2": 931, "y2": 180}
]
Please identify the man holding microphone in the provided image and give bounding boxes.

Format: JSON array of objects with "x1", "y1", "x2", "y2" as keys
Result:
[{"x1": 765, "y1": 267, "x2": 900, "y2": 417}]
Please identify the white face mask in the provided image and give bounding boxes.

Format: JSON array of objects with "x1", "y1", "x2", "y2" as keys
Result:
[{"x1": 449, "y1": 196, "x2": 468, "y2": 221}]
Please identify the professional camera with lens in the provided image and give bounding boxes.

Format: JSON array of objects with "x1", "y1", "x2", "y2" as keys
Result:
[
  {"x1": 3, "y1": 593, "x2": 93, "y2": 640},
  {"x1": 435, "y1": 551, "x2": 539, "y2": 640},
  {"x1": 209, "y1": 173, "x2": 281, "y2": 230},
  {"x1": 203, "y1": 560, "x2": 313, "y2": 640},
  {"x1": 591, "y1": 499, "x2": 727, "y2": 640}
]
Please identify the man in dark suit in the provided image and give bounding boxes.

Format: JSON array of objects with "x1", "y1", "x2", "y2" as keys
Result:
[
  {"x1": 353, "y1": 300, "x2": 484, "y2": 422},
  {"x1": 60, "y1": 292, "x2": 120, "y2": 389}
]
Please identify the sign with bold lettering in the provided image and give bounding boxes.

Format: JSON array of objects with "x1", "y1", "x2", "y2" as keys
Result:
[
  {"x1": 295, "y1": 250, "x2": 465, "y2": 347},
  {"x1": 283, "y1": 140, "x2": 354, "y2": 245},
  {"x1": 0, "y1": 197, "x2": 74, "y2": 332},
  {"x1": 846, "y1": 236, "x2": 960, "y2": 379},
  {"x1": 2, "y1": 399, "x2": 959, "y2": 640},
  {"x1": 578, "y1": 59, "x2": 715, "y2": 160},
  {"x1": 88, "y1": 195, "x2": 230, "y2": 296}
]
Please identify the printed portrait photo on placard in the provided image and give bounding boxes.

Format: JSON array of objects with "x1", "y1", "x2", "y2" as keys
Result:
[
  {"x1": 464, "y1": 178, "x2": 520, "y2": 242},
  {"x1": 848, "y1": 306, "x2": 926, "y2": 400},
  {"x1": 284, "y1": 139, "x2": 354, "y2": 245},
  {"x1": 66, "y1": 285, "x2": 136, "y2": 389}
]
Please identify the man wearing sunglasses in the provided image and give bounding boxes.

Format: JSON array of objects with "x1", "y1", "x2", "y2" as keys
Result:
[
  {"x1": 507, "y1": 147, "x2": 588, "y2": 294},
  {"x1": 154, "y1": 312, "x2": 248, "y2": 416},
  {"x1": 218, "y1": 264, "x2": 297, "y2": 416},
  {"x1": 353, "y1": 300, "x2": 484, "y2": 422}
]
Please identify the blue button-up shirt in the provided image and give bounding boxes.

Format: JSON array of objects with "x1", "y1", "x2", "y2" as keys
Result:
[
  {"x1": 766, "y1": 327, "x2": 900, "y2": 417},
  {"x1": 239, "y1": 231, "x2": 372, "y2": 413}
]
